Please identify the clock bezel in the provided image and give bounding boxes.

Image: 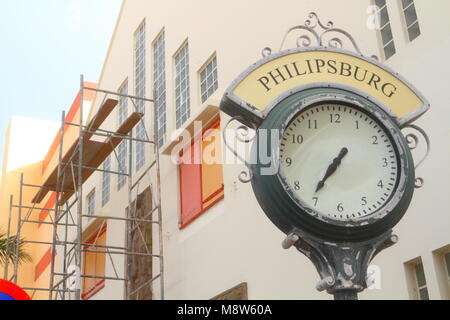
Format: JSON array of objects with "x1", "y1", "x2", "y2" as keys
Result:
[
  {"x1": 278, "y1": 102, "x2": 401, "y2": 224},
  {"x1": 250, "y1": 87, "x2": 415, "y2": 242}
]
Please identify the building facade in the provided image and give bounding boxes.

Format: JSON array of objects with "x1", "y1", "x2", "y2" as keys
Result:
[{"x1": 1, "y1": 0, "x2": 450, "y2": 300}]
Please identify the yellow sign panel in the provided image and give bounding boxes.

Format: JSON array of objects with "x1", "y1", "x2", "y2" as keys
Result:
[{"x1": 232, "y1": 50, "x2": 425, "y2": 120}]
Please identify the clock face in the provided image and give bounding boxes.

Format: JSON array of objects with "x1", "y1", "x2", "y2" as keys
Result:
[{"x1": 279, "y1": 103, "x2": 400, "y2": 222}]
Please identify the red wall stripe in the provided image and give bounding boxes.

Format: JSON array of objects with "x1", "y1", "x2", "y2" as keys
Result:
[
  {"x1": 39, "y1": 192, "x2": 56, "y2": 227},
  {"x1": 34, "y1": 248, "x2": 52, "y2": 281}
]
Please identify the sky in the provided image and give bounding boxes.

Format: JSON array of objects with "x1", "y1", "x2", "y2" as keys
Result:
[{"x1": 0, "y1": 0, "x2": 122, "y2": 169}]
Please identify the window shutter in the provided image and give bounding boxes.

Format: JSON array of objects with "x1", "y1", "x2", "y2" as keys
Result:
[
  {"x1": 82, "y1": 225, "x2": 107, "y2": 299},
  {"x1": 180, "y1": 139, "x2": 202, "y2": 226},
  {"x1": 83, "y1": 250, "x2": 97, "y2": 293},
  {"x1": 96, "y1": 232, "x2": 107, "y2": 280},
  {"x1": 201, "y1": 121, "x2": 224, "y2": 209}
]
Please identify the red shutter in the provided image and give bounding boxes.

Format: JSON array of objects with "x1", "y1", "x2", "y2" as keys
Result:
[{"x1": 179, "y1": 138, "x2": 202, "y2": 227}]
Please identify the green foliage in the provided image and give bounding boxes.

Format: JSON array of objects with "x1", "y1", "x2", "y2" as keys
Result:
[{"x1": 0, "y1": 231, "x2": 32, "y2": 266}]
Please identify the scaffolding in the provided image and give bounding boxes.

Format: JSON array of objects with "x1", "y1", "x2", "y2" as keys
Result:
[{"x1": 2, "y1": 75, "x2": 164, "y2": 300}]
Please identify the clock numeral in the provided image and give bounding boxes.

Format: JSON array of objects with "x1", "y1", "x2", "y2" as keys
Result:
[
  {"x1": 356, "y1": 120, "x2": 360, "y2": 130},
  {"x1": 294, "y1": 181, "x2": 301, "y2": 191},
  {"x1": 337, "y1": 203, "x2": 344, "y2": 213},
  {"x1": 286, "y1": 158, "x2": 293, "y2": 167},
  {"x1": 292, "y1": 134, "x2": 304, "y2": 144},
  {"x1": 312, "y1": 197, "x2": 319, "y2": 207},
  {"x1": 361, "y1": 197, "x2": 368, "y2": 206},
  {"x1": 377, "y1": 180, "x2": 384, "y2": 189},
  {"x1": 330, "y1": 114, "x2": 341, "y2": 123},
  {"x1": 382, "y1": 158, "x2": 388, "y2": 167},
  {"x1": 372, "y1": 136, "x2": 379, "y2": 145},
  {"x1": 308, "y1": 120, "x2": 318, "y2": 129}
]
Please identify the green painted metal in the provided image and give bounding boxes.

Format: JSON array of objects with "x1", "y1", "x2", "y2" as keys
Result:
[{"x1": 250, "y1": 87, "x2": 415, "y2": 242}]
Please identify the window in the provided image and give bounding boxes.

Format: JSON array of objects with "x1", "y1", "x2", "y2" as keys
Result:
[
  {"x1": 153, "y1": 31, "x2": 167, "y2": 147},
  {"x1": 118, "y1": 81, "x2": 128, "y2": 126},
  {"x1": 135, "y1": 22, "x2": 146, "y2": 171},
  {"x1": 179, "y1": 119, "x2": 224, "y2": 228},
  {"x1": 175, "y1": 42, "x2": 191, "y2": 129},
  {"x1": 87, "y1": 189, "x2": 95, "y2": 217},
  {"x1": 432, "y1": 246, "x2": 450, "y2": 299},
  {"x1": 200, "y1": 56, "x2": 218, "y2": 103},
  {"x1": 117, "y1": 81, "x2": 129, "y2": 190},
  {"x1": 445, "y1": 252, "x2": 450, "y2": 287},
  {"x1": 413, "y1": 262, "x2": 429, "y2": 300},
  {"x1": 117, "y1": 141, "x2": 127, "y2": 190},
  {"x1": 102, "y1": 156, "x2": 111, "y2": 207},
  {"x1": 375, "y1": 0, "x2": 396, "y2": 60},
  {"x1": 82, "y1": 224, "x2": 107, "y2": 300},
  {"x1": 401, "y1": 0, "x2": 420, "y2": 41}
]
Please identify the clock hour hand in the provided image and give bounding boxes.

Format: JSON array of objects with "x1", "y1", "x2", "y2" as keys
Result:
[{"x1": 315, "y1": 147, "x2": 349, "y2": 193}]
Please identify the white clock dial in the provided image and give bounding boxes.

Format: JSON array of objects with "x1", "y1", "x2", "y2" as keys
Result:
[{"x1": 280, "y1": 103, "x2": 399, "y2": 222}]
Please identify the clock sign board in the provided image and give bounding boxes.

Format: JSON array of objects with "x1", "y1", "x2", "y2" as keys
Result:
[
  {"x1": 221, "y1": 47, "x2": 429, "y2": 128},
  {"x1": 220, "y1": 15, "x2": 430, "y2": 299}
]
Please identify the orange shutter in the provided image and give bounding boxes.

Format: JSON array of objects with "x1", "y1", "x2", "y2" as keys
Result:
[
  {"x1": 179, "y1": 139, "x2": 202, "y2": 227},
  {"x1": 95, "y1": 232, "x2": 106, "y2": 279},
  {"x1": 201, "y1": 121, "x2": 224, "y2": 209},
  {"x1": 82, "y1": 226, "x2": 107, "y2": 299},
  {"x1": 83, "y1": 250, "x2": 97, "y2": 294}
]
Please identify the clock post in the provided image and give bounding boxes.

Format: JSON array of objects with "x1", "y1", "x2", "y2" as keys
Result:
[{"x1": 220, "y1": 13, "x2": 431, "y2": 300}]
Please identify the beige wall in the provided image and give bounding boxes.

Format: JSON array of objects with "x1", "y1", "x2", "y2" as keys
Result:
[
  {"x1": 0, "y1": 117, "x2": 59, "y2": 300},
  {"x1": 362, "y1": 0, "x2": 450, "y2": 300},
  {"x1": 66, "y1": 0, "x2": 450, "y2": 300}
]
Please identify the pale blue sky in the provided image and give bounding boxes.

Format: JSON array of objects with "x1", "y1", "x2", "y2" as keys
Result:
[{"x1": 0, "y1": 0, "x2": 122, "y2": 167}]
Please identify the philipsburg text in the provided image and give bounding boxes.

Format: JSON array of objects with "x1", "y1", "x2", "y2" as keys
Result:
[{"x1": 258, "y1": 58, "x2": 398, "y2": 98}]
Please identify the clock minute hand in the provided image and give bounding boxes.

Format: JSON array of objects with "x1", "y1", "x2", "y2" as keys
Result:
[{"x1": 315, "y1": 147, "x2": 349, "y2": 193}]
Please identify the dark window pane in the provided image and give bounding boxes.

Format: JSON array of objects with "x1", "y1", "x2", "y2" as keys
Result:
[
  {"x1": 408, "y1": 21, "x2": 421, "y2": 41},
  {"x1": 419, "y1": 288, "x2": 429, "y2": 300},
  {"x1": 402, "y1": 0, "x2": 414, "y2": 9},
  {"x1": 381, "y1": 24, "x2": 393, "y2": 46},
  {"x1": 445, "y1": 252, "x2": 450, "y2": 277},
  {"x1": 375, "y1": 0, "x2": 386, "y2": 9},
  {"x1": 415, "y1": 263, "x2": 427, "y2": 287},
  {"x1": 380, "y1": 6, "x2": 389, "y2": 27},
  {"x1": 384, "y1": 41, "x2": 396, "y2": 60},
  {"x1": 404, "y1": 4, "x2": 418, "y2": 27}
]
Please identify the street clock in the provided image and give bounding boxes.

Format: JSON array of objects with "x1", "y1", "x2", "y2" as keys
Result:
[
  {"x1": 220, "y1": 13, "x2": 430, "y2": 299},
  {"x1": 251, "y1": 89, "x2": 415, "y2": 242}
]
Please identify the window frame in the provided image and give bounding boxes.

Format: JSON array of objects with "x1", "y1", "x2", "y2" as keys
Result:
[
  {"x1": 117, "y1": 80, "x2": 129, "y2": 190},
  {"x1": 117, "y1": 141, "x2": 128, "y2": 191},
  {"x1": 199, "y1": 54, "x2": 218, "y2": 104},
  {"x1": 102, "y1": 156, "x2": 111, "y2": 207},
  {"x1": 86, "y1": 189, "x2": 96, "y2": 218},
  {"x1": 174, "y1": 40, "x2": 191, "y2": 129},
  {"x1": 118, "y1": 80, "x2": 129, "y2": 126},
  {"x1": 153, "y1": 29, "x2": 167, "y2": 148},
  {"x1": 374, "y1": 0, "x2": 396, "y2": 60},
  {"x1": 412, "y1": 261, "x2": 429, "y2": 300},
  {"x1": 134, "y1": 21, "x2": 146, "y2": 171},
  {"x1": 444, "y1": 252, "x2": 450, "y2": 288},
  {"x1": 401, "y1": 0, "x2": 421, "y2": 42},
  {"x1": 179, "y1": 117, "x2": 224, "y2": 229}
]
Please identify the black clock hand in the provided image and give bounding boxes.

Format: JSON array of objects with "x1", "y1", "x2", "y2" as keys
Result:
[{"x1": 315, "y1": 147, "x2": 349, "y2": 193}]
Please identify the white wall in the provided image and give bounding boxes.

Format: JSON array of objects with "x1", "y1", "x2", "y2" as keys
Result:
[{"x1": 74, "y1": 0, "x2": 449, "y2": 300}]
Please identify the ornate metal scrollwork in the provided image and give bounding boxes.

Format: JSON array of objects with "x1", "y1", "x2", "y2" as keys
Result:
[
  {"x1": 223, "y1": 117, "x2": 257, "y2": 183},
  {"x1": 401, "y1": 124, "x2": 430, "y2": 188},
  {"x1": 262, "y1": 11, "x2": 372, "y2": 58}
]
